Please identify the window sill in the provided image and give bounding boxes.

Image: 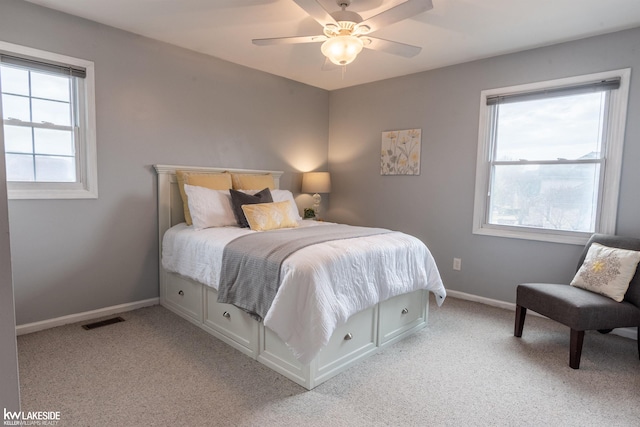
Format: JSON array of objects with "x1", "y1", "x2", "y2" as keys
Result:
[
  {"x1": 7, "y1": 184, "x2": 98, "y2": 200},
  {"x1": 472, "y1": 224, "x2": 591, "y2": 246}
]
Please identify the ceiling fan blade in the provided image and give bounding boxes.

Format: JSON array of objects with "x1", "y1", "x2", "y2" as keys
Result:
[
  {"x1": 358, "y1": 0, "x2": 433, "y2": 34},
  {"x1": 253, "y1": 35, "x2": 327, "y2": 46},
  {"x1": 293, "y1": 0, "x2": 338, "y2": 27},
  {"x1": 363, "y1": 37, "x2": 422, "y2": 58}
]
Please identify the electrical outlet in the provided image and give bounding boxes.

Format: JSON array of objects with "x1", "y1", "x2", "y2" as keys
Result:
[{"x1": 453, "y1": 257, "x2": 462, "y2": 271}]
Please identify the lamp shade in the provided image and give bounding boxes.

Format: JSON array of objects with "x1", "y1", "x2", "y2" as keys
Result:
[{"x1": 301, "y1": 172, "x2": 331, "y2": 194}]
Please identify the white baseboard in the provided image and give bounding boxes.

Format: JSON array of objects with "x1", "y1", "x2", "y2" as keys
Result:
[
  {"x1": 16, "y1": 298, "x2": 159, "y2": 336},
  {"x1": 447, "y1": 290, "x2": 637, "y2": 341}
]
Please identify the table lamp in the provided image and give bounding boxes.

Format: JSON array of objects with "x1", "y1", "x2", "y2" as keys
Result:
[{"x1": 301, "y1": 172, "x2": 331, "y2": 219}]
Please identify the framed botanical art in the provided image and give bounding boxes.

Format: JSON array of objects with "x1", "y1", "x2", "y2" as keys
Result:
[{"x1": 381, "y1": 128, "x2": 421, "y2": 175}]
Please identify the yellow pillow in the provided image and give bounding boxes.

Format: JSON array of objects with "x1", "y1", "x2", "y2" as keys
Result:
[
  {"x1": 241, "y1": 201, "x2": 299, "y2": 231},
  {"x1": 231, "y1": 173, "x2": 275, "y2": 190},
  {"x1": 176, "y1": 170, "x2": 232, "y2": 225}
]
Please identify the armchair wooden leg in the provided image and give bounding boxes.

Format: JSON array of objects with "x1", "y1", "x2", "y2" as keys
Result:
[
  {"x1": 570, "y1": 329, "x2": 584, "y2": 369},
  {"x1": 514, "y1": 305, "x2": 526, "y2": 337}
]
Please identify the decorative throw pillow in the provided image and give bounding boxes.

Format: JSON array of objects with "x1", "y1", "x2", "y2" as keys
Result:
[
  {"x1": 231, "y1": 173, "x2": 276, "y2": 190},
  {"x1": 241, "y1": 201, "x2": 299, "y2": 231},
  {"x1": 240, "y1": 189, "x2": 302, "y2": 220},
  {"x1": 176, "y1": 170, "x2": 232, "y2": 225},
  {"x1": 570, "y1": 243, "x2": 640, "y2": 302},
  {"x1": 184, "y1": 185, "x2": 236, "y2": 230},
  {"x1": 231, "y1": 173, "x2": 275, "y2": 190},
  {"x1": 229, "y1": 188, "x2": 273, "y2": 228}
]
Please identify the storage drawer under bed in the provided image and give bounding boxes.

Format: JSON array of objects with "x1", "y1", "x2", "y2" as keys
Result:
[
  {"x1": 203, "y1": 287, "x2": 259, "y2": 357},
  {"x1": 163, "y1": 272, "x2": 204, "y2": 323},
  {"x1": 316, "y1": 305, "x2": 378, "y2": 374},
  {"x1": 378, "y1": 290, "x2": 427, "y2": 346},
  {"x1": 258, "y1": 305, "x2": 379, "y2": 388}
]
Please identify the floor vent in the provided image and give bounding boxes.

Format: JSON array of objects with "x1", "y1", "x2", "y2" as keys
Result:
[{"x1": 82, "y1": 316, "x2": 125, "y2": 330}]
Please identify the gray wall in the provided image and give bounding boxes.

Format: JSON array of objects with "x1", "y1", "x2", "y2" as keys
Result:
[
  {"x1": 0, "y1": 0, "x2": 329, "y2": 324},
  {"x1": 327, "y1": 27, "x2": 640, "y2": 303}
]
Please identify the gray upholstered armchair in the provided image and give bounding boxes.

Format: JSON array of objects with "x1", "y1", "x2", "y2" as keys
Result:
[{"x1": 514, "y1": 234, "x2": 640, "y2": 369}]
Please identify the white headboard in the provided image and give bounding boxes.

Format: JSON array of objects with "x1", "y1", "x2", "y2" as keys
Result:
[{"x1": 153, "y1": 164, "x2": 284, "y2": 252}]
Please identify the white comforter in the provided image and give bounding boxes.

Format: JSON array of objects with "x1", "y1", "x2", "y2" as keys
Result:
[{"x1": 162, "y1": 220, "x2": 446, "y2": 364}]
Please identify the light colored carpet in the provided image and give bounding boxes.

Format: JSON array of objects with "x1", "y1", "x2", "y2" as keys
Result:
[{"x1": 18, "y1": 296, "x2": 640, "y2": 426}]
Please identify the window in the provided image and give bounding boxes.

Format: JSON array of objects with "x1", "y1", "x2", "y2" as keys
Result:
[
  {"x1": 0, "y1": 41, "x2": 97, "y2": 199},
  {"x1": 473, "y1": 69, "x2": 630, "y2": 244}
]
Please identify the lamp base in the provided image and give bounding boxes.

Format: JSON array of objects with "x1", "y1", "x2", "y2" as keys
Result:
[{"x1": 312, "y1": 193, "x2": 322, "y2": 220}]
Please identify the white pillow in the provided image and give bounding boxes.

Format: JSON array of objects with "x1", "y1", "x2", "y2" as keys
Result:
[
  {"x1": 241, "y1": 189, "x2": 302, "y2": 220},
  {"x1": 570, "y1": 243, "x2": 640, "y2": 302},
  {"x1": 271, "y1": 189, "x2": 302, "y2": 220},
  {"x1": 184, "y1": 184, "x2": 237, "y2": 230}
]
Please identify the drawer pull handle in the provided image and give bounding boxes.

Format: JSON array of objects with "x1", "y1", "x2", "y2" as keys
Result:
[
  {"x1": 178, "y1": 290, "x2": 184, "y2": 296},
  {"x1": 223, "y1": 311, "x2": 231, "y2": 319},
  {"x1": 344, "y1": 333, "x2": 353, "y2": 341},
  {"x1": 401, "y1": 308, "x2": 409, "y2": 314}
]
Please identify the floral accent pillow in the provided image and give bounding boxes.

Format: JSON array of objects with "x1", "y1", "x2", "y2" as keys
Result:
[
  {"x1": 240, "y1": 189, "x2": 302, "y2": 220},
  {"x1": 570, "y1": 243, "x2": 640, "y2": 302},
  {"x1": 241, "y1": 201, "x2": 299, "y2": 232}
]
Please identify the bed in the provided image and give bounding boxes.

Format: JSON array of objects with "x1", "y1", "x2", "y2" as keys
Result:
[{"x1": 155, "y1": 164, "x2": 446, "y2": 389}]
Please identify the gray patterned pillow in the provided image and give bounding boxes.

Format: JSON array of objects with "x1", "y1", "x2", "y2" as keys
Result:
[{"x1": 570, "y1": 243, "x2": 640, "y2": 302}]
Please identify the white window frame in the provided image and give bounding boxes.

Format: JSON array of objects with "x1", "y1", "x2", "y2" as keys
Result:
[
  {"x1": 472, "y1": 69, "x2": 631, "y2": 245},
  {"x1": 0, "y1": 41, "x2": 97, "y2": 199}
]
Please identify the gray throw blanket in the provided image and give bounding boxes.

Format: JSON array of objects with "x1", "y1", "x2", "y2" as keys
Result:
[{"x1": 217, "y1": 224, "x2": 393, "y2": 321}]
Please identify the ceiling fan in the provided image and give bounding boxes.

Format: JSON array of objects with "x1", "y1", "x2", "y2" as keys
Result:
[{"x1": 252, "y1": 0, "x2": 433, "y2": 67}]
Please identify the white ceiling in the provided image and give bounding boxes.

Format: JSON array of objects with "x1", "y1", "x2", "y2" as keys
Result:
[{"x1": 23, "y1": 0, "x2": 640, "y2": 90}]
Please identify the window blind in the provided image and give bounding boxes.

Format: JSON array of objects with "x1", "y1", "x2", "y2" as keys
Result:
[
  {"x1": 0, "y1": 53, "x2": 86, "y2": 78},
  {"x1": 486, "y1": 78, "x2": 620, "y2": 106}
]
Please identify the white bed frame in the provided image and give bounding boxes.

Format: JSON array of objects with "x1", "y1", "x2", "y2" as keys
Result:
[{"x1": 154, "y1": 164, "x2": 429, "y2": 389}]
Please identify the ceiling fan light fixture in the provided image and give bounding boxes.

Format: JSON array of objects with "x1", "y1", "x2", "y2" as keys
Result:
[
  {"x1": 321, "y1": 35, "x2": 364, "y2": 66},
  {"x1": 253, "y1": 0, "x2": 431, "y2": 71}
]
